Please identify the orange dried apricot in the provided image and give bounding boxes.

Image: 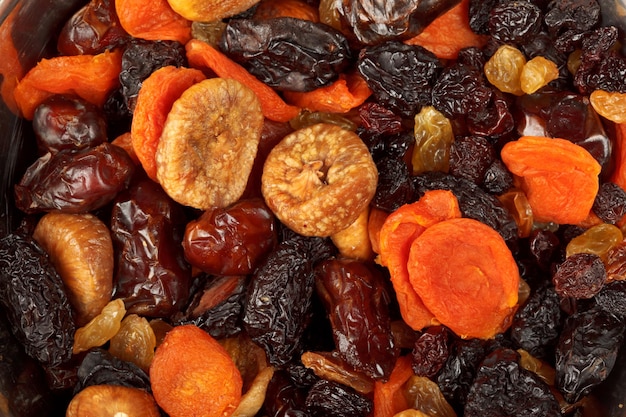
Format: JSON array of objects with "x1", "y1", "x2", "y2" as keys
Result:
[
  {"x1": 115, "y1": 0, "x2": 191, "y2": 43},
  {"x1": 155, "y1": 77, "x2": 264, "y2": 209},
  {"x1": 150, "y1": 324, "x2": 243, "y2": 417},
  {"x1": 261, "y1": 123, "x2": 377, "y2": 237}
]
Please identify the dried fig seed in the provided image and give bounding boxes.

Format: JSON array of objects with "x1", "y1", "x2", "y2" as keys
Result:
[
  {"x1": 156, "y1": 77, "x2": 264, "y2": 210},
  {"x1": 66, "y1": 384, "x2": 160, "y2": 417},
  {"x1": 262, "y1": 123, "x2": 378, "y2": 237},
  {"x1": 33, "y1": 211, "x2": 114, "y2": 326}
]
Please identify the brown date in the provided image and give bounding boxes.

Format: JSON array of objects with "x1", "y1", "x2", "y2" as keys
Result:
[
  {"x1": 183, "y1": 198, "x2": 277, "y2": 275},
  {"x1": 14, "y1": 142, "x2": 135, "y2": 214},
  {"x1": 315, "y1": 258, "x2": 398, "y2": 381}
]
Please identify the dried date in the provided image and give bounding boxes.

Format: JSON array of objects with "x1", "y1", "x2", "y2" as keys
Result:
[{"x1": 0, "y1": 233, "x2": 75, "y2": 367}]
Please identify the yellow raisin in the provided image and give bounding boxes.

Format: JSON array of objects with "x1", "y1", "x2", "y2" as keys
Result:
[
  {"x1": 521, "y1": 56, "x2": 559, "y2": 94},
  {"x1": 109, "y1": 314, "x2": 156, "y2": 372},
  {"x1": 566, "y1": 223, "x2": 624, "y2": 261},
  {"x1": 589, "y1": 89, "x2": 626, "y2": 123},
  {"x1": 411, "y1": 106, "x2": 454, "y2": 175},
  {"x1": 484, "y1": 45, "x2": 526, "y2": 96},
  {"x1": 73, "y1": 299, "x2": 126, "y2": 354}
]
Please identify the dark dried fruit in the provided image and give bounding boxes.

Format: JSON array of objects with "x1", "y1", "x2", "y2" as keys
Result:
[
  {"x1": 448, "y1": 135, "x2": 495, "y2": 185},
  {"x1": 357, "y1": 41, "x2": 442, "y2": 118},
  {"x1": 305, "y1": 379, "x2": 372, "y2": 417},
  {"x1": 0, "y1": 233, "x2": 75, "y2": 367},
  {"x1": 14, "y1": 142, "x2": 135, "y2": 214},
  {"x1": 411, "y1": 326, "x2": 451, "y2": 378},
  {"x1": 263, "y1": 369, "x2": 309, "y2": 417},
  {"x1": 482, "y1": 159, "x2": 514, "y2": 195},
  {"x1": 74, "y1": 349, "x2": 151, "y2": 394},
  {"x1": 544, "y1": 0, "x2": 601, "y2": 36},
  {"x1": 315, "y1": 259, "x2": 398, "y2": 381},
  {"x1": 372, "y1": 157, "x2": 415, "y2": 212},
  {"x1": 488, "y1": 1, "x2": 542, "y2": 45},
  {"x1": 555, "y1": 305, "x2": 625, "y2": 403},
  {"x1": 592, "y1": 182, "x2": 626, "y2": 224},
  {"x1": 220, "y1": 17, "x2": 351, "y2": 92},
  {"x1": 553, "y1": 252, "x2": 606, "y2": 299},
  {"x1": 431, "y1": 62, "x2": 492, "y2": 119},
  {"x1": 464, "y1": 348, "x2": 561, "y2": 417}
]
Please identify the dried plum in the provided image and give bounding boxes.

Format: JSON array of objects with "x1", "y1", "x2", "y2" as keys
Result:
[
  {"x1": 219, "y1": 17, "x2": 351, "y2": 92},
  {"x1": 357, "y1": 41, "x2": 442, "y2": 118},
  {"x1": 555, "y1": 305, "x2": 626, "y2": 403},
  {"x1": 464, "y1": 348, "x2": 561, "y2": 417},
  {"x1": 0, "y1": 233, "x2": 75, "y2": 367},
  {"x1": 305, "y1": 379, "x2": 372, "y2": 417}
]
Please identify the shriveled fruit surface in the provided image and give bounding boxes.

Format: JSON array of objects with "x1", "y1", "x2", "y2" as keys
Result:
[
  {"x1": 156, "y1": 77, "x2": 264, "y2": 209},
  {"x1": 261, "y1": 123, "x2": 377, "y2": 237},
  {"x1": 66, "y1": 384, "x2": 160, "y2": 417}
]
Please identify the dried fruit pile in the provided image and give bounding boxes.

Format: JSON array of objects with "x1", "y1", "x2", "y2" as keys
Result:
[{"x1": 1, "y1": 0, "x2": 626, "y2": 416}]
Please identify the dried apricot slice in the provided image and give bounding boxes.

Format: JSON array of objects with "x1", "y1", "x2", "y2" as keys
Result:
[
  {"x1": 156, "y1": 77, "x2": 264, "y2": 209},
  {"x1": 261, "y1": 123, "x2": 377, "y2": 237},
  {"x1": 150, "y1": 324, "x2": 243, "y2": 417}
]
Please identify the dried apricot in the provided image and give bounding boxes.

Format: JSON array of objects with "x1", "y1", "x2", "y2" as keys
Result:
[
  {"x1": 408, "y1": 218, "x2": 520, "y2": 339},
  {"x1": 66, "y1": 385, "x2": 160, "y2": 417},
  {"x1": 167, "y1": 0, "x2": 260, "y2": 21},
  {"x1": 131, "y1": 66, "x2": 205, "y2": 181},
  {"x1": 155, "y1": 77, "x2": 264, "y2": 209},
  {"x1": 261, "y1": 123, "x2": 377, "y2": 237},
  {"x1": 150, "y1": 324, "x2": 243, "y2": 417},
  {"x1": 115, "y1": 0, "x2": 191, "y2": 43}
]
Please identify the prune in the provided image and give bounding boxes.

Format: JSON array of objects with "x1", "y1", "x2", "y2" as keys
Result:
[
  {"x1": 555, "y1": 305, "x2": 626, "y2": 403},
  {"x1": 413, "y1": 172, "x2": 518, "y2": 243},
  {"x1": 436, "y1": 338, "x2": 486, "y2": 412},
  {"x1": 57, "y1": 0, "x2": 130, "y2": 55},
  {"x1": 0, "y1": 233, "x2": 75, "y2": 367},
  {"x1": 357, "y1": 41, "x2": 442, "y2": 118},
  {"x1": 488, "y1": 1, "x2": 542, "y2": 45},
  {"x1": 464, "y1": 348, "x2": 561, "y2": 417},
  {"x1": 305, "y1": 379, "x2": 372, "y2": 417},
  {"x1": 592, "y1": 182, "x2": 626, "y2": 224},
  {"x1": 330, "y1": 0, "x2": 461, "y2": 45},
  {"x1": 315, "y1": 259, "x2": 398, "y2": 381},
  {"x1": 431, "y1": 62, "x2": 492, "y2": 119},
  {"x1": 119, "y1": 39, "x2": 187, "y2": 112},
  {"x1": 14, "y1": 142, "x2": 135, "y2": 214},
  {"x1": 411, "y1": 326, "x2": 451, "y2": 378},
  {"x1": 544, "y1": 0, "x2": 601, "y2": 36},
  {"x1": 552, "y1": 252, "x2": 606, "y2": 299},
  {"x1": 110, "y1": 177, "x2": 192, "y2": 318},
  {"x1": 263, "y1": 369, "x2": 309, "y2": 417},
  {"x1": 32, "y1": 95, "x2": 108, "y2": 154},
  {"x1": 174, "y1": 275, "x2": 248, "y2": 339},
  {"x1": 372, "y1": 157, "x2": 415, "y2": 212},
  {"x1": 448, "y1": 135, "x2": 495, "y2": 185},
  {"x1": 510, "y1": 283, "x2": 562, "y2": 360},
  {"x1": 73, "y1": 349, "x2": 151, "y2": 394},
  {"x1": 243, "y1": 235, "x2": 335, "y2": 366},
  {"x1": 594, "y1": 280, "x2": 626, "y2": 322},
  {"x1": 183, "y1": 198, "x2": 277, "y2": 275},
  {"x1": 219, "y1": 17, "x2": 351, "y2": 92},
  {"x1": 482, "y1": 159, "x2": 514, "y2": 195}
]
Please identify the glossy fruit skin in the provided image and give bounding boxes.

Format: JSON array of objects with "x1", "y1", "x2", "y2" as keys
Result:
[
  {"x1": 552, "y1": 252, "x2": 606, "y2": 299},
  {"x1": 110, "y1": 177, "x2": 191, "y2": 318},
  {"x1": 304, "y1": 379, "x2": 373, "y2": 417},
  {"x1": 74, "y1": 349, "x2": 151, "y2": 394},
  {"x1": 0, "y1": 233, "x2": 75, "y2": 367}
]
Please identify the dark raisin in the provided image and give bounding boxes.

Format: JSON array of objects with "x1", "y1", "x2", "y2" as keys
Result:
[
  {"x1": 119, "y1": 39, "x2": 187, "y2": 112},
  {"x1": 110, "y1": 177, "x2": 192, "y2": 318},
  {"x1": 468, "y1": 0, "x2": 498, "y2": 35},
  {"x1": 448, "y1": 135, "x2": 495, "y2": 185},
  {"x1": 14, "y1": 142, "x2": 135, "y2": 214},
  {"x1": 573, "y1": 26, "x2": 626, "y2": 94},
  {"x1": 360, "y1": 130, "x2": 414, "y2": 163},
  {"x1": 555, "y1": 305, "x2": 625, "y2": 403},
  {"x1": 544, "y1": 0, "x2": 601, "y2": 36},
  {"x1": 592, "y1": 182, "x2": 626, "y2": 224},
  {"x1": 594, "y1": 280, "x2": 626, "y2": 322},
  {"x1": 219, "y1": 17, "x2": 351, "y2": 92},
  {"x1": 552, "y1": 252, "x2": 606, "y2": 299},
  {"x1": 357, "y1": 103, "x2": 404, "y2": 136},
  {"x1": 411, "y1": 326, "x2": 451, "y2": 378},
  {"x1": 464, "y1": 348, "x2": 561, "y2": 417},
  {"x1": 243, "y1": 235, "x2": 335, "y2": 366},
  {"x1": 431, "y1": 62, "x2": 493, "y2": 119},
  {"x1": 103, "y1": 87, "x2": 132, "y2": 138},
  {"x1": 482, "y1": 159, "x2": 514, "y2": 195},
  {"x1": 305, "y1": 379, "x2": 372, "y2": 417},
  {"x1": 372, "y1": 157, "x2": 415, "y2": 212},
  {"x1": 315, "y1": 259, "x2": 398, "y2": 381},
  {"x1": 357, "y1": 41, "x2": 442, "y2": 118},
  {"x1": 528, "y1": 229, "x2": 561, "y2": 272},
  {"x1": 510, "y1": 283, "x2": 562, "y2": 360},
  {"x1": 0, "y1": 233, "x2": 75, "y2": 367},
  {"x1": 73, "y1": 349, "x2": 151, "y2": 394},
  {"x1": 488, "y1": 1, "x2": 543, "y2": 45},
  {"x1": 263, "y1": 369, "x2": 309, "y2": 417}
]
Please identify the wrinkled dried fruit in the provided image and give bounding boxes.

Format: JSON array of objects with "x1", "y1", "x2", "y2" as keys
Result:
[
  {"x1": 589, "y1": 89, "x2": 626, "y2": 123},
  {"x1": 484, "y1": 44, "x2": 526, "y2": 96},
  {"x1": 262, "y1": 123, "x2": 377, "y2": 237},
  {"x1": 412, "y1": 105, "x2": 454, "y2": 175},
  {"x1": 521, "y1": 56, "x2": 560, "y2": 95},
  {"x1": 33, "y1": 212, "x2": 114, "y2": 327},
  {"x1": 108, "y1": 314, "x2": 156, "y2": 372},
  {"x1": 66, "y1": 384, "x2": 160, "y2": 417},
  {"x1": 73, "y1": 299, "x2": 126, "y2": 354},
  {"x1": 156, "y1": 77, "x2": 264, "y2": 209},
  {"x1": 167, "y1": 0, "x2": 259, "y2": 21}
]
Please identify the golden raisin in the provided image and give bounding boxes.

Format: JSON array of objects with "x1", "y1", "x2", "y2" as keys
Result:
[
  {"x1": 520, "y1": 56, "x2": 559, "y2": 94},
  {"x1": 109, "y1": 314, "x2": 156, "y2": 372},
  {"x1": 484, "y1": 45, "x2": 526, "y2": 96},
  {"x1": 589, "y1": 89, "x2": 626, "y2": 123},
  {"x1": 606, "y1": 241, "x2": 626, "y2": 282},
  {"x1": 566, "y1": 223, "x2": 624, "y2": 261},
  {"x1": 498, "y1": 189, "x2": 534, "y2": 238},
  {"x1": 156, "y1": 78, "x2": 264, "y2": 209},
  {"x1": 73, "y1": 299, "x2": 126, "y2": 354},
  {"x1": 262, "y1": 123, "x2": 378, "y2": 237},
  {"x1": 411, "y1": 106, "x2": 454, "y2": 175}
]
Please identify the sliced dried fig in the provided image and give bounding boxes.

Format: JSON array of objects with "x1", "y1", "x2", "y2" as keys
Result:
[
  {"x1": 262, "y1": 123, "x2": 378, "y2": 237},
  {"x1": 156, "y1": 78, "x2": 264, "y2": 209},
  {"x1": 331, "y1": 206, "x2": 374, "y2": 261},
  {"x1": 167, "y1": 0, "x2": 260, "y2": 22},
  {"x1": 66, "y1": 384, "x2": 160, "y2": 417},
  {"x1": 33, "y1": 211, "x2": 114, "y2": 326}
]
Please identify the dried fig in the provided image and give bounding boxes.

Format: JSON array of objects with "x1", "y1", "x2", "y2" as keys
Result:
[
  {"x1": 167, "y1": 0, "x2": 260, "y2": 21},
  {"x1": 156, "y1": 77, "x2": 264, "y2": 209},
  {"x1": 331, "y1": 207, "x2": 374, "y2": 261},
  {"x1": 33, "y1": 211, "x2": 114, "y2": 326},
  {"x1": 262, "y1": 123, "x2": 378, "y2": 237},
  {"x1": 66, "y1": 384, "x2": 160, "y2": 417}
]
